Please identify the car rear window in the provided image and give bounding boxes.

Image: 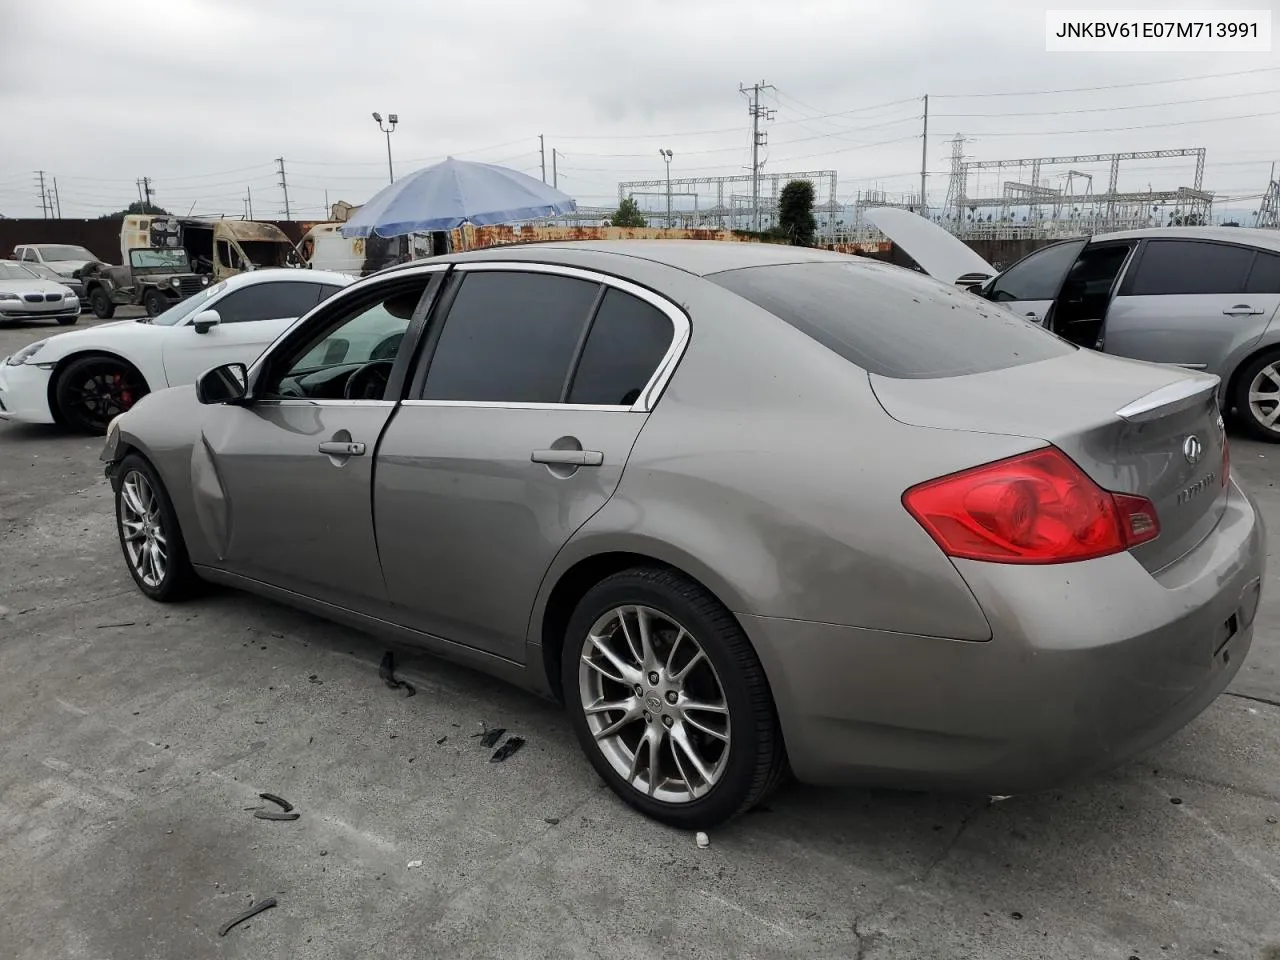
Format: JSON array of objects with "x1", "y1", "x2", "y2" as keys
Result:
[{"x1": 708, "y1": 260, "x2": 1074, "y2": 379}]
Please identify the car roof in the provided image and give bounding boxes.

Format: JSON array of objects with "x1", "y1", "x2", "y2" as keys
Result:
[
  {"x1": 417, "y1": 239, "x2": 858, "y2": 277},
  {"x1": 1091, "y1": 225, "x2": 1280, "y2": 252},
  {"x1": 214, "y1": 268, "x2": 356, "y2": 290}
]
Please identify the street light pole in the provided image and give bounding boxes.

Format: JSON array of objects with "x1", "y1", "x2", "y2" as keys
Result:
[
  {"x1": 372, "y1": 112, "x2": 399, "y2": 184},
  {"x1": 659, "y1": 148, "x2": 673, "y2": 228}
]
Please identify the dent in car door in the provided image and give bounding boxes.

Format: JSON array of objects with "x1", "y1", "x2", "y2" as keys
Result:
[
  {"x1": 1102, "y1": 239, "x2": 1266, "y2": 370},
  {"x1": 374, "y1": 268, "x2": 688, "y2": 662}
]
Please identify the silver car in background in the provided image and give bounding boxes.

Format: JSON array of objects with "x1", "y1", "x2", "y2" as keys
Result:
[
  {"x1": 866, "y1": 209, "x2": 1280, "y2": 441},
  {"x1": 101, "y1": 241, "x2": 1263, "y2": 828},
  {"x1": 0, "y1": 260, "x2": 81, "y2": 325}
]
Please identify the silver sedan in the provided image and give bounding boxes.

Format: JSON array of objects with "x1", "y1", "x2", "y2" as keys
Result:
[{"x1": 101, "y1": 241, "x2": 1264, "y2": 827}]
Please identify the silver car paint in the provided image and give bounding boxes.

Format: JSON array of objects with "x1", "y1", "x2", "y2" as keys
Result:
[{"x1": 106, "y1": 240, "x2": 1265, "y2": 793}]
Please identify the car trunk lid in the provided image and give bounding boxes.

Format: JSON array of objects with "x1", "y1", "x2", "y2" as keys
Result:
[
  {"x1": 869, "y1": 350, "x2": 1228, "y2": 573},
  {"x1": 863, "y1": 207, "x2": 998, "y2": 286}
]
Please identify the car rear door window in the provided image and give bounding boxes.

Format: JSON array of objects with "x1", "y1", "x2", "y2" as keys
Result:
[
  {"x1": 1246, "y1": 251, "x2": 1280, "y2": 294},
  {"x1": 567, "y1": 288, "x2": 674, "y2": 406},
  {"x1": 211, "y1": 281, "x2": 324, "y2": 324},
  {"x1": 1127, "y1": 240, "x2": 1253, "y2": 296},
  {"x1": 985, "y1": 240, "x2": 1084, "y2": 302},
  {"x1": 420, "y1": 271, "x2": 599, "y2": 403},
  {"x1": 709, "y1": 260, "x2": 1074, "y2": 379}
]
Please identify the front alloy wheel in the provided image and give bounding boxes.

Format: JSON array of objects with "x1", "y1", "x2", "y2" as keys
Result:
[
  {"x1": 1235, "y1": 350, "x2": 1280, "y2": 442},
  {"x1": 580, "y1": 605, "x2": 732, "y2": 803},
  {"x1": 113, "y1": 454, "x2": 197, "y2": 601}
]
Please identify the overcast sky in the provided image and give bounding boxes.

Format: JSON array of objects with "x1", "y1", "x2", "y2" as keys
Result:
[{"x1": 1, "y1": 0, "x2": 1277, "y2": 220}]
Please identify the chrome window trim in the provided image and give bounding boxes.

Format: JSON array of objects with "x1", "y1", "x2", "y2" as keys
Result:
[
  {"x1": 444, "y1": 260, "x2": 692, "y2": 413},
  {"x1": 248, "y1": 399, "x2": 399, "y2": 408}
]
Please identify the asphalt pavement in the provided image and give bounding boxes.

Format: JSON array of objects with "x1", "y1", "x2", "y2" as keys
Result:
[{"x1": 2, "y1": 313, "x2": 1279, "y2": 959}]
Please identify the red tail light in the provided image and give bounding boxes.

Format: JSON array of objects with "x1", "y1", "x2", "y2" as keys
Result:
[{"x1": 903, "y1": 447, "x2": 1160, "y2": 564}]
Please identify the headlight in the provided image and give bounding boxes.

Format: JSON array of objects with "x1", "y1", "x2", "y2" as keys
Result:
[
  {"x1": 171, "y1": 277, "x2": 181, "y2": 287},
  {"x1": 0, "y1": 293, "x2": 19, "y2": 302},
  {"x1": 200, "y1": 276, "x2": 210, "y2": 285},
  {"x1": 5, "y1": 340, "x2": 47, "y2": 366},
  {"x1": 64, "y1": 290, "x2": 78, "y2": 299}
]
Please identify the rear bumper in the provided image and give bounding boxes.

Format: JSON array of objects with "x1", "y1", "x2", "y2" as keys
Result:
[
  {"x1": 0, "y1": 361, "x2": 55, "y2": 424},
  {"x1": 743, "y1": 479, "x2": 1265, "y2": 794}
]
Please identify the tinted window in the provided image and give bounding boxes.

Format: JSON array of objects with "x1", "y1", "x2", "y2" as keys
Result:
[
  {"x1": 709, "y1": 260, "x2": 1074, "y2": 379},
  {"x1": 210, "y1": 281, "x2": 323, "y2": 324},
  {"x1": 1246, "y1": 251, "x2": 1280, "y2": 294},
  {"x1": 421, "y1": 271, "x2": 598, "y2": 403},
  {"x1": 987, "y1": 240, "x2": 1084, "y2": 302},
  {"x1": 567, "y1": 289, "x2": 674, "y2": 406},
  {"x1": 316, "y1": 283, "x2": 344, "y2": 303},
  {"x1": 1127, "y1": 240, "x2": 1253, "y2": 296}
]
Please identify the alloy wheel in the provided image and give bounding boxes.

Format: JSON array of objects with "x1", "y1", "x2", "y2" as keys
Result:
[
  {"x1": 69, "y1": 363, "x2": 141, "y2": 426},
  {"x1": 578, "y1": 605, "x2": 732, "y2": 803},
  {"x1": 119, "y1": 469, "x2": 168, "y2": 588},
  {"x1": 1248, "y1": 362, "x2": 1280, "y2": 434}
]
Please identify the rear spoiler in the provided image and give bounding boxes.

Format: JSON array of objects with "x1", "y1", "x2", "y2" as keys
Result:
[{"x1": 1115, "y1": 374, "x2": 1220, "y2": 424}]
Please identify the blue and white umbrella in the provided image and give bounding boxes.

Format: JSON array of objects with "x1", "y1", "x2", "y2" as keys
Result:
[{"x1": 338, "y1": 157, "x2": 577, "y2": 239}]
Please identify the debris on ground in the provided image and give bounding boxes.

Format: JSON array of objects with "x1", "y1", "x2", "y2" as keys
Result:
[
  {"x1": 96, "y1": 621, "x2": 136, "y2": 629},
  {"x1": 479, "y1": 727, "x2": 507, "y2": 748},
  {"x1": 1011, "y1": 912, "x2": 1023, "y2": 920},
  {"x1": 218, "y1": 897, "x2": 278, "y2": 937},
  {"x1": 254, "y1": 810, "x2": 300, "y2": 821},
  {"x1": 490, "y1": 737, "x2": 525, "y2": 762},
  {"x1": 544, "y1": 817, "x2": 560, "y2": 825},
  {"x1": 436, "y1": 736, "x2": 448, "y2": 745},
  {"x1": 259, "y1": 792, "x2": 294, "y2": 812},
  {"x1": 695, "y1": 832, "x2": 710, "y2": 849},
  {"x1": 1170, "y1": 797, "x2": 1183, "y2": 805},
  {"x1": 378, "y1": 651, "x2": 417, "y2": 697},
  {"x1": 407, "y1": 860, "x2": 423, "y2": 869},
  {"x1": 308, "y1": 675, "x2": 323, "y2": 684},
  {"x1": 251, "y1": 792, "x2": 300, "y2": 820},
  {"x1": 1267, "y1": 816, "x2": 1278, "y2": 824}
]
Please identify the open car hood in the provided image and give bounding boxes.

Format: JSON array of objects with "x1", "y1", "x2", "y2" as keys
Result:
[{"x1": 863, "y1": 207, "x2": 997, "y2": 285}]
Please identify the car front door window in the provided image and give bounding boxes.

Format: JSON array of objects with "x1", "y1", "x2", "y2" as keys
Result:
[{"x1": 987, "y1": 240, "x2": 1085, "y2": 305}]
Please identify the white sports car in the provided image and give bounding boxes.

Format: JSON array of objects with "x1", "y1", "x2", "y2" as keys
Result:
[{"x1": 0, "y1": 268, "x2": 355, "y2": 433}]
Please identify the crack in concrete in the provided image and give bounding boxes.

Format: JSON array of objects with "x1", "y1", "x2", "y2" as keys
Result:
[{"x1": 1225, "y1": 690, "x2": 1280, "y2": 710}]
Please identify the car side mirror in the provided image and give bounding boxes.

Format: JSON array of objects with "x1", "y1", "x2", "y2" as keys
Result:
[
  {"x1": 192, "y1": 309, "x2": 221, "y2": 334},
  {"x1": 195, "y1": 363, "x2": 248, "y2": 405}
]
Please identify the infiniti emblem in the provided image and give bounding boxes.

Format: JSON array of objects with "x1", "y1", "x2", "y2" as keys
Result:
[
  {"x1": 645, "y1": 695, "x2": 663, "y2": 713},
  {"x1": 1183, "y1": 435, "x2": 1204, "y2": 465}
]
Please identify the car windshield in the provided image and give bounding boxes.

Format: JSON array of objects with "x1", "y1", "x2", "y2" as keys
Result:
[
  {"x1": 35, "y1": 245, "x2": 95, "y2": 261},
  {"x1": 0, "y1": 262, "x2": 37, "y2": 281},
  {"x1": 130, "y1": 248, "x2": 191, "y2": 270},
  {"x1": 150, "y1": 280, "x2": 227, "y2": 325}
]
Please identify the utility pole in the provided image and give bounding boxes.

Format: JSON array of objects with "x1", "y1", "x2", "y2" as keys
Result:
[
  {"x1": 136, "y1": 179, "x2": 145, "y2": 206},
  {"x1": 552, "y1": 149, "x2": 558, "y2": 189},
  {"x1": 324, "y1": 189, "x2": 329, "y2": 219},
  {"x1": 135, "y1": 177, "x2": 154, "y2": 211},
  {"x1": 739, "y1": 80, "x2": 776, "y2": 231},
  {"x1": 919, "y1": 95, "x2": 929, "y2": 216},
  {"x1": 35, "y1": 171, "x2": 48, "y2": 218},
  {"x1": 539, "y1": 135, "x2": 546, "y2": 183},
  {"x1": 52, "y1": 177, "x2": 62, "y2": 218},
  {"x1": 276, "y1": 157, "x2": 292, "y2": 220},
  {"x1": 247, "y1": 185, "x2": 254, "y2": 220},
  {"x1": 659, "y1": 149, "x2": 674, "y2": 228}
]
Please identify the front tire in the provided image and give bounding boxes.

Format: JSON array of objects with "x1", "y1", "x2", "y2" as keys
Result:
[
  {"x1": 113, "y1": 454, "x2": 197, "y2": 602},
  {"x1": 562, "y1": 566, "x2": 786, "y2": 829},
  {"x1": 54, "y1": 355, "x2": 149, "y2": 434},
  {"x1": 142, "y1": 289, "x2": 168, "y2": 318},
  {"x1": 88, "y1": 286, "x2": 115, "y2": 319},
  {"x1": 1235, "y1": 350, "x2": 1280, "y2": 442}
]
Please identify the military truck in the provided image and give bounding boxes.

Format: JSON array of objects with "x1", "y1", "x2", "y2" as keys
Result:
[{"x1": 79, "y1": 247, "x2": 209, "y2": 318}]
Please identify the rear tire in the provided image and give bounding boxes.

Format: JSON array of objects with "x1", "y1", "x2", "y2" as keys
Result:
[
  {"x1": 54, "y1": 355, "x2": 149, "y2": 434},
  {"x1": 142, "y1": 289, "x2": 167, "y2": 318},
  {"x1": 562, "y1": 566, "x2": 787, "y2": 829},
  {"x1": 1234, "y1": 349, "x2": 1280, "y2": 443},
  {"x1": 113, "y1": 453, "x2": 198, "y2": 602},
  {"x1": 88, "y1": 286, "x2": 115, "y2": 319}
]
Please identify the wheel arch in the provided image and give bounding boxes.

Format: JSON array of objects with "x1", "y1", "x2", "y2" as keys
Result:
[
  {"x1": 47, "y1": 349, "x2": 152, "y2": 425},
  {"x1": 1224, "y1": 340, "x2": 1280, "y2": 416},
  {"x1": 534, "y1": 545, "x2": 754, "y2": 705}
]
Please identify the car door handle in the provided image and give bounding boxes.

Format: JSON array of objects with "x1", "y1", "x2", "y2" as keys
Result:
[
  {"x1": 531, "y1": 449, "x2": 603, "y2": 466},
  {"x1": 318, "y1": 440, "x2": 366, "y2": 457},
  {"x1": 1224, "y1": 305, "x2": 1264, "y2": 316}
]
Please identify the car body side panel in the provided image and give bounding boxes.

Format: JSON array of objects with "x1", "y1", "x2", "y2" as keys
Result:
[
  {"x1": 527, "y1": 278, "x2": 1034, "y2": 656},
  {"x1": 1103, "y1": 292, "x2": 1279, "y2": 376}
]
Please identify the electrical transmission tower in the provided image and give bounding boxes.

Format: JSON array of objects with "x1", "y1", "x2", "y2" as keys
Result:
[
  {"x1": 1256, "y1": 162, "x2": 1279, "y2": 229},
  {"x1": 136, "y1": 177, "x2": 154, "y2": 211},
  {"x1": 276, "y1": 157, "x2": 291, "y2": 220},
  {"x1": 35, "y1": 170, "x2": 49, "y2": 218},
  {"x1": 944, "y1": 135, "x2": 967, "y2": 226},
  {"x1": 740, "y1": 80, "x2": 776, "y2": 231}
]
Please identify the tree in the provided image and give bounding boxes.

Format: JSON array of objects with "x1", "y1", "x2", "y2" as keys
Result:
[
  {"x1": 777, "y1": 179, "x2": 816, "y2": 246},
  {"x1": 97, "y1": 200, "x2": 172, "y2": 221},
  {"x1": 608, "y1": 197, "x2": 647, "y2": 228}
]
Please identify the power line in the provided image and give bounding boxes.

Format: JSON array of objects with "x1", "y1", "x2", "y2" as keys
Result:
[
  {"x1": 935, "y1": 64, "x2": 1280, "y2": 99},
  {"x1": 935, "y1": 88, "x2": 1279, "y2": 118},
  {"x1": 937, "y1": 107, "x2": 1280, "y2": 138}
]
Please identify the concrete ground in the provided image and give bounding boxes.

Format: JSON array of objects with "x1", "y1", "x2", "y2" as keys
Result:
[{"x1": 2, "y1": 313, "x2": 1279, "y2": 960}]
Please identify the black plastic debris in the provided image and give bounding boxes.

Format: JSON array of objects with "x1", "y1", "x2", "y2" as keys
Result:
[
  {"x1": 259, "y1": 793, "x2": 294, "y2": 812},
  {"x1": 436, "y1": 736, "x2": 448, "y2": 745},
  {"x1": 490, "y1": 737, "x2": 526, "y2": 763},
  {"x1": 1170, "y1": 797, "x2": 1183, "y2": 805},
  {"x1": 218, "y1": 898, "x2": 278, "y2": 937},
  {"x1": 252, "y1": 792, "x2": 299, "y2": 821},
  {"x1": 544, "y1": 817, "x2": 560, "y2": 825},
  {"x1": 378, "y1": 651, "x2": 417, "y2": 697},
  {"x1": 308, "y1": 675, "x2": 322, "y2": 684},
  {"x1": 1010, "y1": 912, "x2": 1023, "y2": 921},
  {"x1": 479, "y1": 728, "x2": 506, "y2": 748}
]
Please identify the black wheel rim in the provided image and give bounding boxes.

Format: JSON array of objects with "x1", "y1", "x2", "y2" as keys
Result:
[{"x1": 67, "y1": 362, "x2": 143, "y2": 426}]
